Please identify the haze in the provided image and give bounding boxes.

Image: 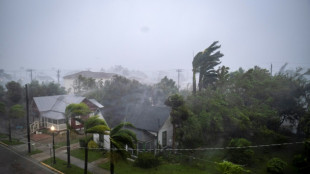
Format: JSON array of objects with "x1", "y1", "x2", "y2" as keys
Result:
[{"x1": 0, "y1": 0, "x2": 310, "y2": 73}]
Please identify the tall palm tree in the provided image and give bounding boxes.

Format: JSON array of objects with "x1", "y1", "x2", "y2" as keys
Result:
[
  {"x1": 192, "y1": 41, "x2": 224, "y2": 92},
  {"x1": 76, "y1": 115, "x2": 110, "y2": 174},
  {"x1": 109, "y1": 122, "x2": 137, "y2": 174},
  {"x1": 65, "y1": 103, "x2": 91, "y2": 167}
]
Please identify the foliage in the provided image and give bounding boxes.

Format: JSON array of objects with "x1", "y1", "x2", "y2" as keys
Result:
[
  {"x1": 134, "y1": 152, "x2": 161, "y2": 168},
  {"x1": 88, "y1": 140, "x2": 99, "y2": 149},
  {"x1": 28, "y1": 80, "x2": 66, "y2": 97},
  {"x1": 217, "y1": 160, "x2": 250, "y2": 174},
  {"x1": 9, "y1": 104, "x2": 25, "y2": 119},
  {"x1": 192, "y1": 41, "x2": 224, "y2": 93},
  {"x1": 5, "y1": 81, "x2": 22, "y2": 104},
  {"x1": 227, "y1": 138, "x2": 254, "y2": 165},
  {"x1": 0, "y1": 102, "x2": 5, "y2": 118},
  {"x1": 266, "y1": 157, "x2": 287, "y2": 174},
  {"x1": 73, "y1": 75, "x2": 97, "y2": 94}
]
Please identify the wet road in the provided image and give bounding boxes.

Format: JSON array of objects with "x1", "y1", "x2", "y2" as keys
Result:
[{"x1": 0, "y1": 145, "x2": 54, "y2": 174}]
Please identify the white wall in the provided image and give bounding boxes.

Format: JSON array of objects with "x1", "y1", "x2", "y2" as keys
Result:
[
  {"x1": 93, "y1": 133, "x2": 110, "y2": 150},
  {"x1": 158, "y1": 115, "x2": 173, "y2": 147}
]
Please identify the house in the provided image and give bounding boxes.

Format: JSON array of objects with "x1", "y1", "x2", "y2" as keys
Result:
[
  {"x1": 97, "y1": 104, "x2": 173, "y2": 150},
  {"x1": 63, "y1": 71, "x2": 116, "y2": 93},
  {"x1": 32, "y1": 95, "x2": 103, "y2": 131}
]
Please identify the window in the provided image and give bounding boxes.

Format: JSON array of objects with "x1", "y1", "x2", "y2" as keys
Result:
[
  {"x1": 53, "y1": 119, "x2": 57, "y2": 124},
  {"x1": 58, "y1": 119, "x2": 66, "y2": 124},
  {"x1": 75, "y1": 116, "x2": 81, "y2": 125},
  {"x1": 162, "y1": 131, "x2": 167, "y2": 147}
]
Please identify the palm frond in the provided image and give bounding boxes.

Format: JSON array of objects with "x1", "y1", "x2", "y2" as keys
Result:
[
  {"x1": 86, "y1": 125, "x2": 110, "y2": 134},
  {"x1": 111, "y1": 122, "x2": 134, "y2": 135}
]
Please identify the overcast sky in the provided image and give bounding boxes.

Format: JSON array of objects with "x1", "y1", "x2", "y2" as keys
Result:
[{"x1": 0, "y1": 0, "x2": 310, "y2": 73}]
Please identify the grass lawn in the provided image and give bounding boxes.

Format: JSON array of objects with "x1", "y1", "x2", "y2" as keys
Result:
[
  {"x1": 1, "y1": 139, "x2": 24, "y2": 145},
  {"x1": 0, "y1": 133, "x2": 8, "y2": 139},
  {"x1": 42, "y1": 157, "x2": 91, "y2": 174},
  {"x1": 55, "y1": 138, "x2": 79, "y2": 149},
  {"x1": 29, "y1": 149, "x2": 43, "y2": 155},
  {"x1": 71, "y1": 149, "x2": 104, "y2": 162},
  {"x1": 99, "y1": 160, "x2": 215, "y2": 174}
]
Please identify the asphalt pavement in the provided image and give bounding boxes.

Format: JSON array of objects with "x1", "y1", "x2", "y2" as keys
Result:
[{"x1": 0, "y1": 145, "x2": 55, "y2": 174}]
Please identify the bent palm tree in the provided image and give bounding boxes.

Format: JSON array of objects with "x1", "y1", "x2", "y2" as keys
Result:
[
  {"x1": 65, "y1": 103, "x2": 91, "y2": 167},
  {"x1": 76, "y1": 115, "x2": 110, "y2": 174},
  {"x1": 109, "y1": 122, "x2": 137, "y2": 174}
]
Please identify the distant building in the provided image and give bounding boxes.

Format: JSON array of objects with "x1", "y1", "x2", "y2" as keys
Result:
[{"x1": 63, "y1": 71, "x2": 116, "y2": 93}]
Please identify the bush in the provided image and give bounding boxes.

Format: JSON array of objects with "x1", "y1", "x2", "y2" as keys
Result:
[
  {"x1": 266, "y1": 157, "x2": 287, "y2": 174},
  {"x1": 134, "y1": 152, "x2": 160, "y2": 168},
  {"x1": 88, "y1": 140, "x2": 99, "y2": 149},
  {"x1": 217, "y1": 160, "x2": 250, "y2": 174},
  {"x1": 293, "y1": 154, "x2": 310, "y2": 173},
  {"x1": 227, "y1": 138, "x2": 254, "y2": 165}
]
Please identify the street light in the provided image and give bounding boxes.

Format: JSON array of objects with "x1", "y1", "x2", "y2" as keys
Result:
[{"x1": 51, "y1": 125, "x2": 56, "y2": 164}]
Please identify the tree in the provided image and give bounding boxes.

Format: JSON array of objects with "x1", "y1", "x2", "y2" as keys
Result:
[
  {"x1": 8, "y1": 104, "x2": 25, "y2": 142},
  {"x1": 65, "y1": 103, "x2": 91, "y2": 167},
  {"x1": 75, "y1": 115, "x2": 110, "y2": 174},
  {"x1": 165, "y1": 94, "x2": 190, "y2": 148},
  {"x1": 192, "y1": 41, "x2": 223, "y2": 93},
  {"x1": 5, "y1": 81, "x2": 22, "y2": 105},
  {"x1": 108, "y1": 122, "x2": 137, "y2": 174}
]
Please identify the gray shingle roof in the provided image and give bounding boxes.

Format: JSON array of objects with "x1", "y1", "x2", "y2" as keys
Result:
[
  {"x1": 125, "y1": 127, "x2": 155, "y2": 142},
  {"x1": 124, "y1": 105, "x2": 171, "y2": 132},
  {"x1": 33, "y1": 95, "x2": 86, "y2": 120},
  {"x1": 89, "y1": 99, "x2": 104, "y2": 108}
]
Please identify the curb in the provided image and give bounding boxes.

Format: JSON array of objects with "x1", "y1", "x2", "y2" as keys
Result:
[
  {"x1": 0, "y1": 141, "x2": 9, "y2": 147},
  {"x1": 40, "y1": 162, "x2": 65, "y2": 174}
]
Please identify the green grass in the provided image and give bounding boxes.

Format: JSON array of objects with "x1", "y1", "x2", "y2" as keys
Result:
[
  {"x1": 98, "y1": 160, "x2": 214, "y2": 174},
  {"x1": 29, "y1": 149, "x2": 43, "y2": 155},
  {"x1": 55, "y1": 138, "x2": 79, "y2": 149},
  {"x1": 71, "y1": 149, "x2": 104, "y2": 162},
  {"x1": 1, "y1": 139, "x2": 24, "y2": 145},
  {"x1": 42, "y1": 157, "x2": 91, "y2": 174},
  {"x1": 0, "y1": 133, "x2": 8, "y2": 139}
]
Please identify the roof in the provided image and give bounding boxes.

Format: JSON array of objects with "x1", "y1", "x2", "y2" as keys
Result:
[
  {"x1": 124, "y1": 105, "x2": 171, "y2": 132},
  {"x1": 125, "y1": 127, "x2": 155, "y2": 142},
  {"x1": 33, "y1": 95, "x2": 99, "y2": 120},
  {"x1": 89, "y1": 99, "x2": 104, "y2": 108},
  {"x1": 63, "y1": 71, "x2": 116, "y2": 79}
]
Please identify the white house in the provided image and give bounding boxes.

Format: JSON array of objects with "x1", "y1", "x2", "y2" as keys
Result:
[
  {"x1": 32, "y1": 95, "x2": 103, "y2": 132},
  {"x1": 63, "y1": 71, "x2": 116, "y2": 94},
  {"x1": 94, "y1": 104, "x2": 173, "y2": 150}
]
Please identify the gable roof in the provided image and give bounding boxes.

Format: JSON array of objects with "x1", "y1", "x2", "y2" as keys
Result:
[
  {"x1": 124, "y1": 105, "x2": 171, "y2": 132},
  {"x1": 33, "y1": 95, "x2": 89, "y2": 120},
  {"x1": 63, "y1": 71, "x2": 115, "y2": 79},
  {"x1": 89, "y1": 99, "x2": 104, "y2": 108}
]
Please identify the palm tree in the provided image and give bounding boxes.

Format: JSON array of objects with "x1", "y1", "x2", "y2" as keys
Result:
[
  {"x1": 76, "y1": 115, "x2": 110, "y2": 174},
  {"x1": 109, "y1": 122, "x2": 137, "y2": 174},
  {"x1": 192, "y1": 41, "x2": 224, "y2": 92},
  {"x1": 65, "y1": 103, "x2": 91, "y2": 167}
]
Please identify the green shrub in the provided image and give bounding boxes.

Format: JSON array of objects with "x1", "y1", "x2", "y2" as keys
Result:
[
  {"x1": 293, "y1": 154, "x2": 310, "y2": 173},
  {"x1": 217, "y1": 160, "x2": 250, "y2": 174},
  {"x1": 88, "y1": 140, "x2": 99, "y2": 149},
  {"x1": 227, "y1": 138, "x2": 254, "y2": 165},
  {"x1": 134, "y1": 152, "x2": 160, "y2": 168},
  {"x1": 266, "y1": 157, "x2": 287, "y2": 174}
]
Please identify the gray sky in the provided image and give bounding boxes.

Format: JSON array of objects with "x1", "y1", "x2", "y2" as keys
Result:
[{"x1": 0, "y1": 0, "x2": 310, "y2": 73}]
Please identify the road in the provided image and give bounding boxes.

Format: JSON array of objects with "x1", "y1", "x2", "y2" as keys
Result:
[{"x1": 0, "y1": 145, "x2": 54, "y2": 174}]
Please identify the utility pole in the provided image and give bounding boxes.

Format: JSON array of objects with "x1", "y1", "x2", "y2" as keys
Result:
[
  {"x1": 27, "y1": 69, "x2": 33, "y2": 82},
  {"x1": 57, "y1": 70, "x2": 60, "y2": 84},
  {"x1": 176, "y1": 69, "x2": 182, "y2": 90},
  {"x1": 25, "y1": 84, "x2": 31, "y2": 153},
  {"x1": 270, "y1": 63, "x2": 273, "y2": 76}
]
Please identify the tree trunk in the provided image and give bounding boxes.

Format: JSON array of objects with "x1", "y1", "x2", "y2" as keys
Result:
[
  {"x1": 67, "y1": 128, "x2": 71, "y2": 167},
  {"x1": 172, "y1": 123, "x2": 176, "y2": 149},
  {"x1": 198, "y1": 70, "x2": 203, "y2": 92},
  {"x1": 8, "y1": 119, "x2": 12, "y2": 142},
  {"x1": 192, "y1": 70, "x2": 196, "y2": 94},
  {"x1": 84, "y1": 146, "x2": 88, "y2": 174},
  {"x1": 110, "y1": 143, "x2": 114, "y2": 174}
]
